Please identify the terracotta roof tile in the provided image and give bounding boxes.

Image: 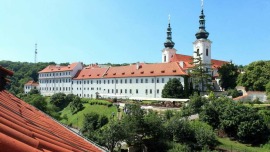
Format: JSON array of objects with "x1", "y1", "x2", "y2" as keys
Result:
[
  {"x1": 104, "y1": 62, "x2": 187, "y2": 78},
  {"x1": 39, "y1": 62, "x2": 81, "y2": 73},
  {"x1": 73, "y1": 67, "x2": 108, "y2": 79},
  {"x1": 170, "y1": 54, "x2": 228, "y2": 69},
  {"x1": 0, "y1": 87, "x2": 103, "y2": 152},
  {"x1": 25, "y1": 80, "x2": 39, "y2": 86}
]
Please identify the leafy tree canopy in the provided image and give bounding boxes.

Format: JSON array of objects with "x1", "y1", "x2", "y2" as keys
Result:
[
  {"x1": 218, "y1": 63, "x2": 239, "y2": 90},
  {"x1": 237, "y1": 60, "x2": 270, "y2": 91},
  {"x1": 162, "y1": 78, "x2": 184, "y2": 98}
]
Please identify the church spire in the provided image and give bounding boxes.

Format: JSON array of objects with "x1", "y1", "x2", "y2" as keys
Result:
[
  {"x1": 164, "y1": 15, "x2": 175, "y2": 48},
  {"x1": 195, "y1": 1, "x2": 209, "y2": 39}
]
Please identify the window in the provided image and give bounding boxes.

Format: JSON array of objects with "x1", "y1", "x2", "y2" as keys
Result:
[
  {"x1": 125, "y1": 89, "x2": 127, "y2": 93},
  {"x1": 157, "y1": 89, "x2": 159, "y2": 94},
  {"x1": 164, "y1": 55, "x2": 166, "y2": 62},
  {"x1": 130, "y1": 79, "x2": 132, "y2": 83},
  {"x1": 104, "y1": 80, "x2": 106, "y2": 84},
  {"x1": 91, "y1": 80, "x2": 93, "y2": 84},
  {"x1": 145, "y1": 89, "x2": 148, "y2": 94},
  {"x1": 197, "y1": 49, "x2": 199, "y2": 56},
  {"x1": 136, "y1": 79, "x2": 138, "y2": 83},
  {"x1": 125, "y1": 79, "x2": 127, "y2": 84},
  {"x1": 150, "y1": 89, "x2": 152, "y2": 94},
  {"x1": 116, "y1": 89, "x2": 118, "y2": 93},
  {"x1": 120, "y1": 89, "x2": 122, "y2": 93},
  {"x1": 112, "y1": 89, "x2": 114, "y2": 93},
  {"x1": 116, "y1": 80, "x2": 118, "y2": 84},
  {"x1": 130, "y1": 89, "x2": 132, "y2": 94},
  {"x1": 141, "y1": 79, "x2": 143, "y2": 83},
  {"x1": 108, "y1": 80, "x2": 110, "y2": 84},
  {"x1": 108, "y1": 89, "x2": 110, "y2": 93},
  {"x1": 157, "y1": 78, "x2": 159, "y2": 83},
  {"x1": 162, "y1": 78, "x2": 165, "y2": 83},
  {"x1": 112, "y1": 80, "x2": 114, "y2": 84},
  {"x1": 206, "y1": 48, "x2": 209, "y2": 56},
  {"x1": 145, "y1": 79, "x2": 148, "y2": 83},
  {"x1": 136, "y1": 89, "x2": 138, "y2": 94},
  {"x1": 152, "y1": 78, "x2": 154, "y2": 83}
]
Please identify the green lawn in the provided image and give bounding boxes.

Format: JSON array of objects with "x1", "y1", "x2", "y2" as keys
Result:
[
  {"x1": 217, "y1": 137, "x2": 269, "y2": 152},
  {"x1": 60, "y1": 103, "x2": 117, "y2": 129}
]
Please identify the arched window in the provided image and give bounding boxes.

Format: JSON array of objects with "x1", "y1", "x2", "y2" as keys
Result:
[
  {"x1": 164, "y1": 55, "x2": 166, "y2": 62},
  {"x1": 197, "y1": 49, "x2": 199, "y2": 56},
  {"x1": 206, "y1": 49, "x2": 209, "y2": 56}
]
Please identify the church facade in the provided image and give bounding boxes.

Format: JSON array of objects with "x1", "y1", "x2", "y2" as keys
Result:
[{"x1": 29, "y1": 7, "x2": 227, "y2": 99}]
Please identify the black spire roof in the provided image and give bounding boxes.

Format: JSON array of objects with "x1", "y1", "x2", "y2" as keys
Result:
[
  {"x1": 195, "y1": 9, "x2": 209, "y2": 39},
  {"x1": 164, "y1": 22, "x2": 175, "y2": 48}
]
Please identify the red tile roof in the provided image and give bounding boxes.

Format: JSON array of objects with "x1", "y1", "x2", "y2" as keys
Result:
[
  {"x1": 104, "y1": 62, "x2": 187, "y2": 78},
  {"x1": 39, "y1": 62, "x2": 81, "y2": 73},
  {"x1": 25, "y1": 80, "x2": 39, "y2": 86},
  {"x1": 73, "y1": 68, "x2": 108, "y2": 80},
  {"x1": 0, "y1": 67, "x2": 103, "y2": 152},
  {"x1": 170, "y1": 54, "x2": 228, "y2": 69},
  {"x1": 0, "y1": 90, "x2": 103, "y2": 152}
]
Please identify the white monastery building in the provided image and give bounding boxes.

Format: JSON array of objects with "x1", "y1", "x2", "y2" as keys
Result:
[{"x1": 29, "y1": 7, "x2": 228, "y2": 99}]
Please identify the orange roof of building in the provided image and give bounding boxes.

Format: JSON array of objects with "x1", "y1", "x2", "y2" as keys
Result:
[
  {"x1": 25, "y1": 80, "x2": 39, "y2": 86},
  {"x1": 73, "y1": 67, "x2": 108, "y2": 80},
  {"x1": 0, "y1": 67, "x2": 103, "y2": 152},
  {"x1": 171, "y1": 54, "x2": 228, "y2": 69},
  {"x1": 104, "y1": 62, "x2": 187, "y2": 78},
  {"x1": 39, "y1": 62, "x2": 81, "y2": 73}
]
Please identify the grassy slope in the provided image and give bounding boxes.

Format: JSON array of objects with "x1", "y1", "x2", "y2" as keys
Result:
[
  {"x1": 217, "y1": 137, "x2": 269, "y2": 152},
  {"x1": 60, "y1": 103, "x2": 117, "y2": 129}
]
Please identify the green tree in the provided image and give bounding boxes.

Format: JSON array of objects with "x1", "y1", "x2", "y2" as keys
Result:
[
  {"x1": 69, "y1": 96, "x2": 84, "y2": 114},
  {"x1": 28, "y1": 88, "x2": 40, "y2": 95},
  {"x1": 50, "y1": 93, "x2": 71, "y2": 110},
  {"x1": 190, "y1": 121, "x2": 217, "y2": 149},
  {"x1": 122, "y1": 104, "x2": 145, "y2": 147},
  {"x1": 143, "y1": 110, "x2": 164, "y2": 140},
  {"x1": 81, "y1": 112, "x2": 108, "y2": 141},
  {"x1": 237, "y1": 60, "x2": 270, "y2": 91},
  {"x1": 189, "y1": 55, "x2": 212, "y2": 92},
  {"x1": 200, "y1": 97, "x2": 233, "y2": 129},
  {"x1": 182, "y1": 93, "x2": 207, "y2": 116},
  {"x1": 162, "y1": 78, "x2": 184, "y2": 98},
  {"x1": 218, "y1": 63, "x2": 239, "y2": 90},
  {"x1": 22, "y1": 94, "x2": 47, "y2": 111},
  {"x1": 101, "y1": 120, "x2": 127, "y2": 152}
]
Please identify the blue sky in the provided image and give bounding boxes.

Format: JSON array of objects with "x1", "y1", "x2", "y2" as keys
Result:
[{"x1": 0, "y1": 0, "x2": 269, "y2": 65}]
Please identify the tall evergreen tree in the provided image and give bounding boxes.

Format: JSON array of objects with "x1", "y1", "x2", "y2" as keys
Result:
[{"x1": 189, "y1": 54, "x2": 212, "y2": 92}]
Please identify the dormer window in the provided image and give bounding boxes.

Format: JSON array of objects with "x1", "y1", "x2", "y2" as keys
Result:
[
  {"x1": 150, "y1": 71, "x2": 154, "y2": 74},
  {"x1": 173, "y1": 70, "x2": 176, "y2": 73},
  {"x1": 161, "y1": 70, "x2": 165, "y2": 73},
  {"x1": 131, "y1": 72, "x2": 134, "y2": 74}
]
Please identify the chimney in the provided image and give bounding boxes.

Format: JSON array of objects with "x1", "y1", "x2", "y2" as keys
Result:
[{"x1": 136, "y1": 62, "x2": 140, "y2": 70}]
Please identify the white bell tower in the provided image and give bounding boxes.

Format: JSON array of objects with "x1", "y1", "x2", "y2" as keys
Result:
[
  {"x1": 193, "y1": 8, "x2": 212, "y2": 69},
  {"x1": 162, "y1": 15, "x2": 177, "y2": 63}
]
